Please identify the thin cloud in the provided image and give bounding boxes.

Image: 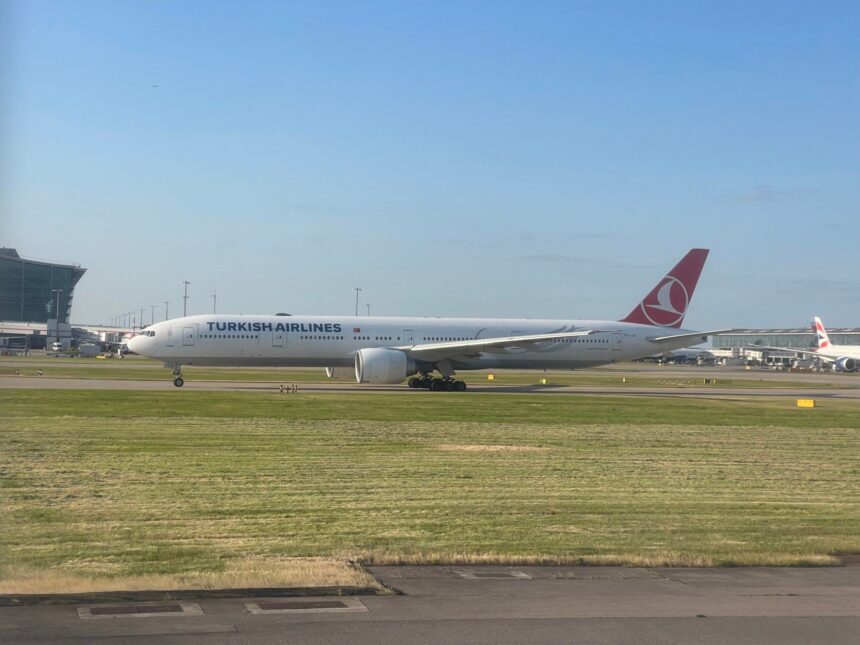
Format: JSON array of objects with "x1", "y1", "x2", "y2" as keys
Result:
[
  {"x1": 290, "y1": 203, "x2": 328, "y2": 214},
  {"x1": 776, "y1": 278, "x2": 860, "y2": 297},
  {"x1": 519, "y1": 254, "x2": 656, "y2": 269},
  {"x1": 725, "y1": 185, "x2": 819, "y2": 203}
]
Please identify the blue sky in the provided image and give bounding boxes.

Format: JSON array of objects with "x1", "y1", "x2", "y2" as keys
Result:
[{"x1": 3, "y1": 0, "x2": 858, "y2": 328}]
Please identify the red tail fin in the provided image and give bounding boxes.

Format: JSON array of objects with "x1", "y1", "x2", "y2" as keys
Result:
[{"x1": 620, "y1": 249, "x2": 709, "y2": 328}]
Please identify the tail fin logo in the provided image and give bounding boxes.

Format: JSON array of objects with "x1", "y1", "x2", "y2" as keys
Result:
[
  {"x1": 620, "y1": 248, "x2": 708, "y2": 328},
  {"x1": 640, "y1": 276, "x2": 690, "y2": 327},
  {"x1": 814, "y1": 317, "x2": 831, "y2": 348}
]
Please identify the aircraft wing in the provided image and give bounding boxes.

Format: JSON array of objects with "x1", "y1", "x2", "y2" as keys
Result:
[
  {"x1": 746, "y1": 345, "x2": 828, "y2": 360},
  {"x1": 398, "y1": 330, "x2": 599, "y2": 360},
  {"x1": 648, "y1": 329, "x2": 737, "y2": 345}
]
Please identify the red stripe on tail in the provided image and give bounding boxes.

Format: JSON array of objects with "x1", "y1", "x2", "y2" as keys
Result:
[{"x1": 620, "y1": 249, "x2": 709, "y2": 328}]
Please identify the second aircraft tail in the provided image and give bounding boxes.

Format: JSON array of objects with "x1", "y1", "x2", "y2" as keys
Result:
[{"x1": 813, "y1": 316, "x2": 832, "y2": 349}]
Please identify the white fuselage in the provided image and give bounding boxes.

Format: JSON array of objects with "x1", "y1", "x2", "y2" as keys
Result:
[{"x1": 129, "y1": 314, "x2": 701, "y2": 372}]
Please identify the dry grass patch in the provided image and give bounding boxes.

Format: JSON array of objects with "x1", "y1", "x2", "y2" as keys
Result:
[
  {"x1": 0, "y1": 557, "x2": 382, "y2": 595},
  {"x1": 438, "y1": 444, "x2": 549, "y2": 452},
  {"x1": 578, "y1": 553, "x2": 840, "y2": 567},
  {"x1": 351, "y1": 551, "x2": 841, "y2": 568}
]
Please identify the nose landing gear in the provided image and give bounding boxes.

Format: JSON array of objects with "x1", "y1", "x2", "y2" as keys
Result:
[{"x1": 169, "y1": 365, "x2": 184, "y2": 387}]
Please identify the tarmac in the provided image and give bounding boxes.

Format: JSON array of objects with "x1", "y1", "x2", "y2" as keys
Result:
[
  {"x1": 4, "y1": 374, "x2": 860, "y2": 401},
  {"x1": 2, "y1": 565, "x2": 858, "y2": 644}
]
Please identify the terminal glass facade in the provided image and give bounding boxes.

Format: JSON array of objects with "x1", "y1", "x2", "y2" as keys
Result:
[
  {"x1": 0, "y1": 249, "x2": 86, "y2": 324},
  {"x1": 712, "y1": 330, "x2": 860, "y2": 349}
]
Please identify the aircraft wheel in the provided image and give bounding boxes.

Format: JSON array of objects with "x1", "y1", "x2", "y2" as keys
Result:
[
  {"x1": 430, "y1": 379, "x2": 445, "y2": 392},
  {"x1": 173, "y1": 377, "x2": 184, "y2": 387},
  {"x1": 408, "y1": 377, "x2": 420, "y2": 388},
  {"x1": 454, "y1": 380, "x2": 466, "y2": 392}
]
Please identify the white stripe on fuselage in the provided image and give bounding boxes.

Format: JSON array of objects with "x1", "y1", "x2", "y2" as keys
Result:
[{"x1": 129, "y1": 314, "x2": 698, "y2": 370}]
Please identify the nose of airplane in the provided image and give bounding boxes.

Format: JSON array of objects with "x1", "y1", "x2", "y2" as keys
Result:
[{"x1": 126, "y1": 334, "x2": 142, "y2": 354}]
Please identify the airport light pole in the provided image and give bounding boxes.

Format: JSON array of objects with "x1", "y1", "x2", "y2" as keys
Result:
[
  {"x1": 353, "y1": 287, "x2": 362, "y2": 316},
  {"x1": 150, "y1": 304, "x2": 156, "y2": 325},
  {"x1": 164, "y1": 301, "x2": 171, "y2": 321},
  {"x1": 51, "y1": 289, "x2": 63, "y2": 321},
  {"x1": 366, "y1": 303, "x2": 370, "y2": 316},
  {"x1": 139, "y1": 307, "x2": 144, "y2": 327},
  {"x1": 182, "y1": 281, "x2": 190, "y2": 316},
  {"x1": 211, "y1": 290, "x2": 217, "y2": 314}
]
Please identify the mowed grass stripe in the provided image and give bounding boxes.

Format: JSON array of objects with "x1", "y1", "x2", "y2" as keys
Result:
[
  {"x1": 4, "y1": 390, "x2": 860, "y2": 427},
  {"x1": 2, "y1": 393, "x2": 859, "y2": 591}
]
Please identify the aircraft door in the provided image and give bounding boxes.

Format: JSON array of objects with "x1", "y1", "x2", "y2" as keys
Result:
[
  {"x1": 612, "y1": 332, "x2": 622, "y2": 351},
  {"x1": 183, "y1": 326, "x2": 195, "y2": 346},
  {"x1": 272, "y1": 330, "x2": 285, "y2": 347},
  {"x1": 165, "y1": 327, "x2": 175, "y2": 347},
  {"x1": 403, "y1": 329, "x2": 415, "y2": 345}
]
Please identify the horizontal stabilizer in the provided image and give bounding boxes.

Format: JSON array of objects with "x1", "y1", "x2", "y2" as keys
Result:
[{"x1": 746, "y1": 345, "x2": 824, "y2": 359}]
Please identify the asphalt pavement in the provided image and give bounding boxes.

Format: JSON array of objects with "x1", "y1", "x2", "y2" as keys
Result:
[{"x1": 2, "y1": 565, "x2": 858, "y2": 644}]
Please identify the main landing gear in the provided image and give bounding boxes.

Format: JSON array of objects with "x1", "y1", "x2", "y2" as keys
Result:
[{"x1": 408, "y1": 375, "x2": 467, "y2": 392}]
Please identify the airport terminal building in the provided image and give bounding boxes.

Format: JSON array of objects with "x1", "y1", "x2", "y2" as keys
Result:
[
  {"x1": 0, "y1": 248, "x2": 87, "y2": 348},
  {"x1": 712, "y1": 328, "x2": 860, "y2": 350}
]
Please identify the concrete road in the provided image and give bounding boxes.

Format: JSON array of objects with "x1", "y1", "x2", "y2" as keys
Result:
[
  {"x1": 3, "y1": 374, "x2": 860, "y2": 401},
  {"x1": 2, "y1": 565, "x2": 858, "y2": 644}
]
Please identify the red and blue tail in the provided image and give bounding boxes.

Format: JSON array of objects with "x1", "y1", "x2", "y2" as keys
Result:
[{"x1": 813, "y1": 316, "x2": 832, "y2": 349}]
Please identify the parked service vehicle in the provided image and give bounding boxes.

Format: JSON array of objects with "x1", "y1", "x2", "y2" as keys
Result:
[{"x1": 78, "y1": 343, "x2": 100, "y2": 357}]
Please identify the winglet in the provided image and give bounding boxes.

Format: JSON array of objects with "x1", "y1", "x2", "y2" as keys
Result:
[{"x1": 620, "y1": 249, "x2": 709, "y2": 328}]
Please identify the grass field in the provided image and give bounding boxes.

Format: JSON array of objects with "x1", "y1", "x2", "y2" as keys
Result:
[{"x1": 2, "y1": 389, "x2": 859, "y2": 593}]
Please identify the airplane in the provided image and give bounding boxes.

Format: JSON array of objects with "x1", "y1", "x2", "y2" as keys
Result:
[
  {"x1": 127, "y1": 248, "x2": 732, "y2": 390},
  {"x1": 758, "y1": 317, "x2": 859, "y2": 372},
  {"x1": 641, "y1": 347, "x2": 715, "y2": 365}
]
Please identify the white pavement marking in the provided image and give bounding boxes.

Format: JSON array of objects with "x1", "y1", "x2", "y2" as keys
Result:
[{"x1": 456, "y1": 570, "x2": 532, "y2": 579}]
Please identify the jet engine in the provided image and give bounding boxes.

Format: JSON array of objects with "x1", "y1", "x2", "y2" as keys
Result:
[
  {"x1": 833, "y1": 357, "x2": 857, "y2": 372},
  {"x1": 325, "y1": 367, "x2": 353, "y2": 378},
  {"x1": 354, "y1": 348, "x2": 416, "y2": 384}
]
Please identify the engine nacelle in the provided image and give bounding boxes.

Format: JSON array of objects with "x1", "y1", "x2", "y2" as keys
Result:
[
  {"x1": 833, "y1": 356, "x2": 857, "y2": 372},
  {"x1": 325, "y1": 367, "x2": 353, "y2": 378},
  {"x1": 354, "y1": 348, "x2": 415, "y2": 384}
]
